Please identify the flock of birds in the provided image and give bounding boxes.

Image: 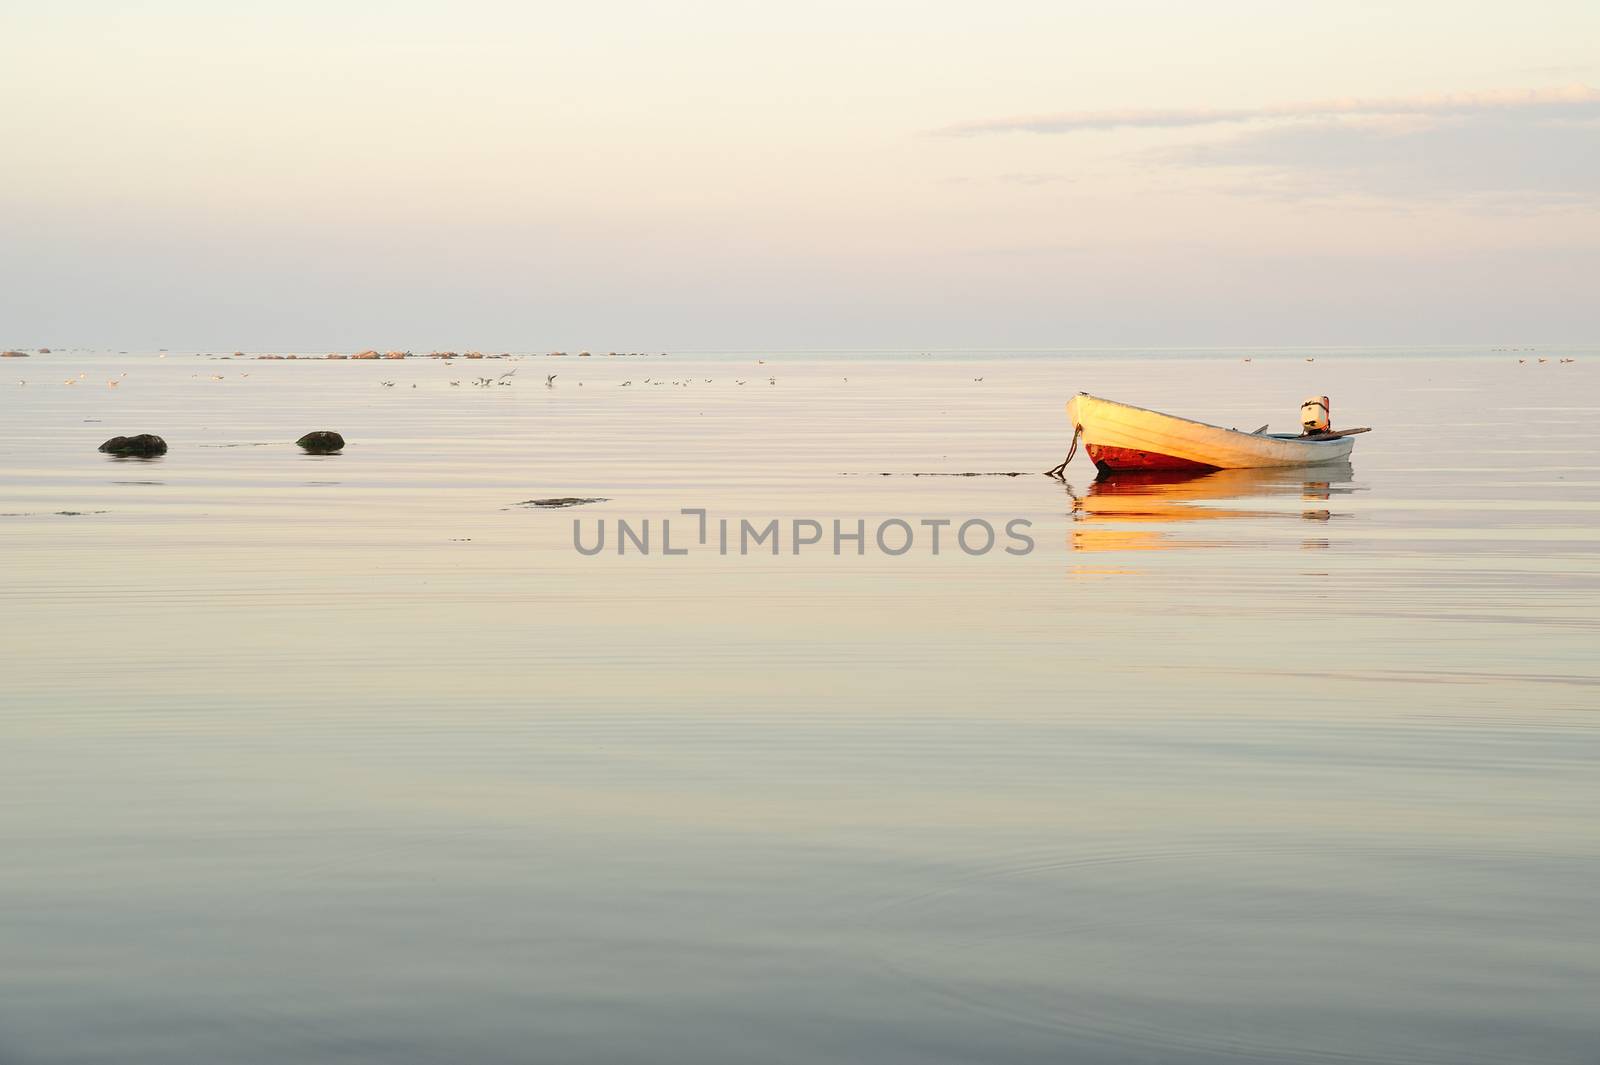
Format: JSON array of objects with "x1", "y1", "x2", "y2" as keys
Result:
[
  {"x1": 24, "y1": 367, "x2": 804, "y2": 389},
  {"x1": 17, "y1": 353, "x2": 1583, "y2": 392},
  {"x1": 34, "y1": 371, "x2": 130, "y2": 388},
  {"x1": 618, "y1": 376, "x2": 777, "y2": 387},
  {"x1": 23, "y1": 369, "x2": 826, "y2": 389}
]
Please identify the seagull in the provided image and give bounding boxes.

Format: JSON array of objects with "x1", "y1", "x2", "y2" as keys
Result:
[
  {"x1": 1305, "y1": 357, "x2": 1315, "y2": 363},
  {"x1": 545, "y1": 373, "x2": 557, "y2": 387},
  {"x1": 108, "y1": 380, "x2": 119, "y2": 388},
  {"x1": 450, "y1": 380, "x2": 460, "y2": 386}
]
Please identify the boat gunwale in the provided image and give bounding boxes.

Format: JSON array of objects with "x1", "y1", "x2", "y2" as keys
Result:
[{"x1": 1072, "y1": 391, "x2": 1350, "y2": 447}]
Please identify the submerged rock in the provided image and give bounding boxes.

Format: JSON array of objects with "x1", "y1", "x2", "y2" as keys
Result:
[
  {"x1": 296, "y1": 431, "x2": 345, "y2": 453},
  {"x1": 511, "y1": 497, "x2": 608, "y2": 508},
  {"x1": 99, "y1": 434, "x2": 168, "y2": 456}
]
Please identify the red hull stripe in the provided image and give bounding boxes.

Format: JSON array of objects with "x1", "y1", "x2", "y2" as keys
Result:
[{"x1": 1086, "y1": 443, "x2": 1219, "y2": 472}]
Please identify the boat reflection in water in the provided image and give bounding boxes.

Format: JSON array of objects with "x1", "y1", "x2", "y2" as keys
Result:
[{"x1": 1065, "y1": 461, "x2": 1356, "y2": 553}]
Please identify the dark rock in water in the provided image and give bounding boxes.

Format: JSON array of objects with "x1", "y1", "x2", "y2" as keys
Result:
[
  {"x1": 296, "y1": 431, "x2": 345, "y2": 453},
  {"x1": 512, "y1": 497, "x2": 609, "y2": 508},
  {"x1": 98, "y1": 434, "x2": 167, "y2": 456}
]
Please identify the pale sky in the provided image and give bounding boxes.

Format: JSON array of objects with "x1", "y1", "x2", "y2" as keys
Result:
[{"x1": 3, "y1": 1, "x2": 1598, "y2": 349}]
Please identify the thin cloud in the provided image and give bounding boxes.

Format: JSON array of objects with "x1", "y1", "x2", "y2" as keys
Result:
[
  {"x1": 939, "y1": 171, "x2": 1076, "y2": 187},
  {"x1": 938, "y1": 84, "x2": 1600, "y2": 136},
  {"x1": 1163, "y1": 111, "x2": 1600, "y2": 207},
  {"x1": 995, "y1": 172, "x2": 1077, "y2": 186}
]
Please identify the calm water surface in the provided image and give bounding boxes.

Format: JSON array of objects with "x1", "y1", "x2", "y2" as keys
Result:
[{"x1": 2, "y1": 349, "x2": 1597, "y2": 1064}]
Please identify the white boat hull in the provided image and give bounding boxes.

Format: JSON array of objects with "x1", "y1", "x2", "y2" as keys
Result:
[{"x1": 1066, "y1": 393, "x2": 1357, "y2": 472}]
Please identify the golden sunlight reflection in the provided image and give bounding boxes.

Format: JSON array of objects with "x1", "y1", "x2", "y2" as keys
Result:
[{"x1": 1065, "y1": 462, "x2": 1356, "y2": 554}]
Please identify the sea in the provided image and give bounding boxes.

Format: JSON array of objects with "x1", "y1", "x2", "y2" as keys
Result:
[{"x1": 2, "y1": 346, "x2": 1597, "y2": 1064}]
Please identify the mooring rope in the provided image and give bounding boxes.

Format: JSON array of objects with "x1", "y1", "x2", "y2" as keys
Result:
[{"x1": 1045, "y1": 424, "x2": 1081, "y2": 478}]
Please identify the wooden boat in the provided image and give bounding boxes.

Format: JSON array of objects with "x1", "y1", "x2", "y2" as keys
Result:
[{"x1": 1061, "y1": 393, "x2": 1366, "y2": 473}]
